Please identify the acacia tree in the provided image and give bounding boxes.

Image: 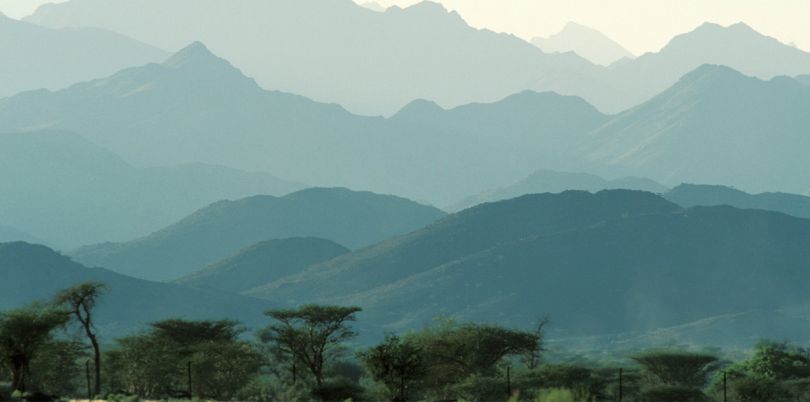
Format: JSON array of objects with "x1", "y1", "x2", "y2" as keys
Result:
[
  {"x1": 0, "y1": 303, "x2": 69, "y2": 392},
  {"x1": 261, "y1": 304, "x2": 362, "y2": 387},
  {"x1": 55, "y1": 281, "x2": 106, "y2": 396},
  {"x1": 359, "y1": 334, "x2": 426, "y2": 402}
]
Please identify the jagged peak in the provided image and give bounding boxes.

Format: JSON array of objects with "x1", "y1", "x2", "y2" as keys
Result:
[{"x1": 163, "y1": 41, "x2": 224, "y2": 69}]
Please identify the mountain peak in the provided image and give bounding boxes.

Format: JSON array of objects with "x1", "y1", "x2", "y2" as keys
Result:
[
  {"x1": 532, "y1": 21, "x2": 634, "y2": 66},
  {"x1": 393, "y1": 99, "x2": 445, "y2": 118},
  {"x1": 163, "y1": 41, "x2": 221, "y2": 69}
]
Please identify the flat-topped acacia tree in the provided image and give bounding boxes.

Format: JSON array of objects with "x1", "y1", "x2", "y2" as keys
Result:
[
  {"x1": 55, "y1": 282, "x2": 106, "y2": 397},
  {"x1": 261, "y1": 304, "x2": 362, "y2": 387}
]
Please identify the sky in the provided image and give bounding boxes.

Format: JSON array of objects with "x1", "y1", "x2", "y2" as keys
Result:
[
  {"x1": 360, "y1": 0, "x2": 810, "y2": 55},
  {"x1": 1, "y1": 0, "x2": 808, "y2": 54}
]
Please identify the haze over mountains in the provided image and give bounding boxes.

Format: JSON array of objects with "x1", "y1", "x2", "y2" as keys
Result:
[
  {"x1": 72, "y1": 188, "x2": 445, "y2": 281},
  {"x1": 0, "y1": 130, "x2": 301, "y2": 249},
  {"x1": 532, "y1": 22, "x2": 635, "y2": 66},
  {"x1": 24, "y1": 2, "x2": 810, "y2": 115},
  {"x1": 0, "y1": 12, "x2": 166, "y2": 99}
]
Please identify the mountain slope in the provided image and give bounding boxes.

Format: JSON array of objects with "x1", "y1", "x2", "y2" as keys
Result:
[
  {"x1": 532, "y1": 22, "x2": 634, "y2": 66},
  {"x1": 0, "y1": 225, "x2": 45, "y2": 245},
  {"x1": 581, "y1": 65, "x2": 810, "y2": 194},
  {"x1": 0, "y1": 130, "x2": 301, "y2": 249},
  {"x1": 248, "y1": 191, "x2": 810, "y2": 343},
  {"x1": 72, "y1": 188, "x2": 446, "y2": 281},
  {"x1": 25, "y1": 0, "x2": 601, "y2": 116},
  {"x1": 0, "y1": 43, "x2": 608, "y2": 205},
  {"x1": 0, "y1": 13, "x2": 166, "y2": 99},
  {"x1": 0, "y1": 242, "x2": 271, "y2": 337},
  {"x1": 449, "y1": 169, "x2": 668, "y2": 211},
  {"x1": 176, "y1": 237, "x2": 349, "y2": 293},
  {"x1": 665, "y1": 184, "x2": 810, "y2": 220}
]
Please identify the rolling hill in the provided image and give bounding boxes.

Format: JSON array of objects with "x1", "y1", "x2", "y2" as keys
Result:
[
  {"x1": 580, "y1": 65, "x2": 810, "y2": 195},
  {"x1": 0, "y1": 242, "x2": 272, "y2": 338},
  {"x1": 247, "y1": 190, "x2": 810, "y2": 344},
  {"x1": 176, "y1": 237, "x2": 349, "y2": 293},
  {"x1": 0, "y1": 12, "x2": 166, "y2": 99},
  {"x1": 72, "y1": 187, "x2": 446, "y2": 281},
  {"x1": 0, "y1": 130, "x2": 301, "y2": 249}
]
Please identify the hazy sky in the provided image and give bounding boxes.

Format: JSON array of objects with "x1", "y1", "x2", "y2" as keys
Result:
[
  {"x1": 1, "y1": 0, "x2": 808, "y2": 55},
  {"x1": 361, "y1": 0, "x2": 810, "y2": 55}
]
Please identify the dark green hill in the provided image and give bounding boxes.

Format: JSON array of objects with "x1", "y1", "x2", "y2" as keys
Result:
[
  {"x1": 0, "y1": 242, "x2": 271, "y2": 338},
  {"x1": 665, "y1": 183, "x2": 810, "y2": 220},
  {"x1": 249, "y1": 190, "x2": 810, "y2": 344},
  {"x1": 176, "y1": 237, "x2": 349, "y2": 293},
  {"x1": 72, "y1": 188, "x2": 445, "y2": 281}
]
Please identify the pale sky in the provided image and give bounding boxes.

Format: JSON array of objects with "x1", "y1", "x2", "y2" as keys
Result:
[
  {"x1": 2, "y1": 0, "x2": 808, "y2": 54},
  {"x1": 362, "y1": 0, "x2": 810, "y2": 55}
]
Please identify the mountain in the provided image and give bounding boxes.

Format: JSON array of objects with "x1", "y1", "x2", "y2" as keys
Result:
[
  {"x1": 449, "y1": 169, "x2": 668, "y2": 211},
  {"x1": 580, "y1": 65, "x2": 810, "y2": 194},
  {"x1": 0, "y1": 44, "x2": 609, "y2": 205},
  {"x1": 72, "y1": 188, "x2": 446, "y2": 281},
  {"x1": 248, "y1": 190, "x2": 810, "y2": 345},
  {"x1": 359, "y1": 2, "x2": 385, "y2": 12},
  {"x1": 0, "y1": 224, "x2": 45, "y2": 245},
  {"x1": 665, "y1": 184, "x2": 810, "y2": 220},
  {"x1": 532, "y1": 22, "x2": 635, "y2": 66},
  {"x1": 0, "y1": 242, "x2": 272, "y2": 337},
  {"x1": 176, "y1": 237, "x2": 349, "y2": 293},
  {"x1": 25, "y1": 0, "x2": 602, "y2": 116},
  {"x1": 0, "y1": 12, "x2": 166, "y2": 99},
  {"x1": 0, "y1": 130, "x2": 301, "y2": 249},
  {"x1": 797, "y1": 75, "x2": 810, "y2": 86},
  {"x1": 605, "y1": 22, "x2": 810, "y2": 111}
]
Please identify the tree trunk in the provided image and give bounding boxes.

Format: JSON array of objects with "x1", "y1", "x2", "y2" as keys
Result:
[{"x1": 91, "y1": 333, "x2": 101, "y2": 396}]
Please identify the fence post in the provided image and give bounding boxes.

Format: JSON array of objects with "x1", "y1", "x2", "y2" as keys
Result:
[
  {"x1": 506, "y1": 365, "x2": 512, "y2": 398},
  {"x1": 723, "y1": 371, "x2": 727, "y2": 402},
  {"x1": 85, "y1": 360, "x2": 91, "y2": 401},
  {"x1": 187, "y1": 361, "x2": 192, "y2": 399},
  {"x1": 618, "y1": 367, "x2": 623, "y2": 402}
]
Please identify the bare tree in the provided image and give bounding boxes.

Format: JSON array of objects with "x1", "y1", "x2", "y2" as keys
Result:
[{"x1": 55, "y1": 282, "x2": 106, "y2": 396}]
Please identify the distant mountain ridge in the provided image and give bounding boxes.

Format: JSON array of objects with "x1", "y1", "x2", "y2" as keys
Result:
[
  {"x1": 532, "y1": 22, "x2": 635, "y2": 66},
  {"x1": 579, "y1": 65, "x2": 810, "y2": 195},
  {"x1": 72, "y1": 187, "x2": 446, "y2": 281},
  {"x1": 665, "y1": 184, "x2": 810, "y2": 220},
  {"x1": 449, "y1": 169, "x2": 668, "y2": 211},
  {"x1": 0, "y1": 130, "x2": 301, "y2": 249},
  {"x1": 0, "y1": 12, "x2": 166, "y2": 99},
  {"x1": 0, "y1": 43, "x2": 609, "y2": 205}
]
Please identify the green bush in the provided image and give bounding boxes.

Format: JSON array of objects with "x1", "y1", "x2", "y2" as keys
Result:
[
  {"x1": 534, "y1": 388, "x2": 576, "y2": 402},
  {"x1": 638, "y1": 385, "x2": 708, "y2": 402}
]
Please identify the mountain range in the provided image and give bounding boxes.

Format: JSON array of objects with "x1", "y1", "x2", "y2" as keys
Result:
[
  {"x1": 242, "y1": 190, "x2": 810, "y2": 342},
  {"x1": 0, "y1": 130, "x2": 301, "y2": 249},
  {"x1": 0, "y1": 242, "x2": 272, "y2": 337},
  {"x1": 0, "y1": 43, "x2": 609, "y2": 205},
  {"x1": 580, "y1": 64, "x2": 810, "y2": 194},
  {"x1": 665, "y1": 184, "x2": 810, "y2": 220},
  {"x1": 532, "y1": 22, "x2": 635, "y2": 66},
  {"x1": 0, "y1": 12, "x2": 166, "y2": 99},
  {"x1": 72, "y1": 187, "x2": 445, "y2": 281},
  {"x1": 24, "y1": 2, "x2": 810, "y2": 115}
]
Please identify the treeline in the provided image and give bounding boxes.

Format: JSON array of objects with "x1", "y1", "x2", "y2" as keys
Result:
[{"x1": 1, "y1": 282, "x2": 810, "y2": 402}]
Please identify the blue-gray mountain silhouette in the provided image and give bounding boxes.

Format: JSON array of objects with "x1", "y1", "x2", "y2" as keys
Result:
[
  {"x1": 0, "y1": 225, "x2": 45, "y2": 245},
  {"x1": 176, "y1": 237, "x2": 349, "y2": 293},
  {"x1": 665, "y1": 184, "x2": 810, "y2": 220},
  {"x1": 0, "y1": 242, "x2": 271, "y2": 337},
  {"x1": 580, "y1": 64, "x2": 810, "y2": 195},
  {"x1": 0, "y1": 130, "x2": 301, "y2": 249},
  {"x1": 71, "y1": 187, "x2": 446, "y2": 282},
  {"x1": 0, "y1": 12, "x2": 166, "y2": 99},
  {"x1": 531, "y1": 22, "x2": 635, "y2": 66},
  {"x1": 449, "y1": 169, "x2": 668, "y2": 211},
  {"x1": 0, "y1": 43, "x2": 608, "y2": 205},
  {"x1": 247, "y1": 190, "x2": 810, "y2": 345},
  {"x1": 25, "y1": 3, "x2": 810, "y2": 114}
]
